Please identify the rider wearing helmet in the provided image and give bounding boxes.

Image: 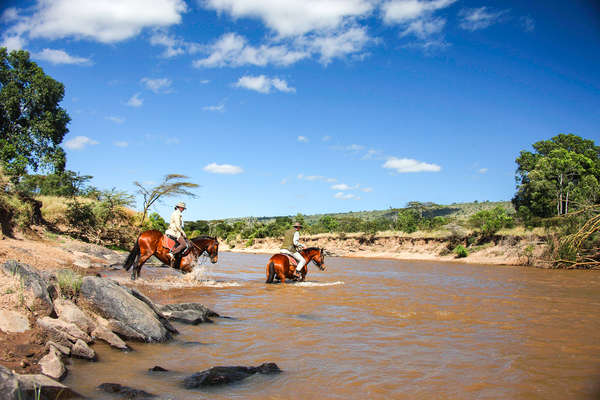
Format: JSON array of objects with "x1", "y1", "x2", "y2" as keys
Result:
[
  {"x1": 166, "y1": 202, "x2": 188, "y2": 266},
  {"x1": 280, "y1": 221, "x2": 306, "y2": 279}
]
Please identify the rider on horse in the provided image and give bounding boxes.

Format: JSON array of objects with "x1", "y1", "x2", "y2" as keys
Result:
[
  {"x1": 166, "y1": 201, "x2": 189, "y2": 268},
  {"x1": 280, "y1": 221, "x2": 306, "y2": 279}
]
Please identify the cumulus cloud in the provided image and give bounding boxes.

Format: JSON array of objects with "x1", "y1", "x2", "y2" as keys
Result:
[
  {"x1": 331, "y1": 183, "x2": 359, "y2": 191},
  {"x1": 149, "y1": 31, "x2": 202, "y2": 57},
  {"x1": 193, "y1": 33, "x2": 308, "y2": 68},
  {"x1": 382, "y1": 157, "x2": 441, "y2": 173},
  {"x1": 105, "y1": 116, "x2": 125, "y2": 124},
  {"x1": 32, "y1": 48, "x2": 91, "y2": 65},
  {"x1": 234, "y1": 75, "x2": 296, "y2": 94},
  {"x1": 203, "y1": 104, "x2": 225, "y2": 112},
  {"x1": 459, "y1": 7, "x2": 507, "y2": 31},
  {"x1": 64, "y1": 136, "x2": 99, "y2": 150},
  {"x1": 6, "y1": 0, "x2": 187, "y2": 44},
  {"x1": 126, "y1": 93, "x2": 143, "y2": 107},
  {"x1": 334, "y1": 192, "x2": 359, "y2": 200},
  {"x1": 141, "y1": 77, "x2": 173, "y2": 93},
  {"x1": 299, "y1": 26, "x2": 371, "y2": 64},
  {"x1": 297, "y1": 136, "x2": 309, "y2": 143},
  {"x1": 203, "y1": 0, "x2": 374, "y2": 37},
  {"x1": 382, "y1": 0, "x2": 455, "y2": 43},
  {"x1": 203, "y1": 162, "x2": 244, "y2": 174},
  {"x1": 114, "y1": 141, "x2": 129, "y2": 147},
  {"x1": 1, "y1": 35, "x2": 27, "y2": 51}
]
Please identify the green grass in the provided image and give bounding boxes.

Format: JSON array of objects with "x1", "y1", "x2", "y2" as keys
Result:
[{"x1": 56, "y1": 269, "x2": 83, "y2": 298}]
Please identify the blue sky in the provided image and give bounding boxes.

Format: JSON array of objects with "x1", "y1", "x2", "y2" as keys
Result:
[{"x1": 1, "y1": 0, "x2": 599, "y2": 220}]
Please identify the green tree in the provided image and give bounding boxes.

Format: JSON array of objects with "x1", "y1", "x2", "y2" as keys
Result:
[
  {"x1": 0, "y1": 49, "x2": 70, "y2": 181},
  {"x1": 513, "y1": 134, "x2": 600, "y2": 218},
  {"x1": 319, "y1": 215, "x2": 338, "y2": 232},
  {"x1": 17, "y1": 170, "x2": 92, "y2": 196},
  {"x1": 143, "y1": 212, "x2": 168, "y2": 233},
  {"x1": 469, "y1": 206, "x2": 514, "y2": 236},
  {"x1": 396, "y1": 208, "x2": 421, "y2": 233},
  {"x1": 134, "y1": 174, "x2": 199, "y2": 225}
]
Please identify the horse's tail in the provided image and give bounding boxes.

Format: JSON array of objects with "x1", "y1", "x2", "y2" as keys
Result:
[
  {"x1": 123, "y1": 237, "x2": 140, "y2": 271},
  {"x1": 266, "y1": 261, "x2": 275, "y2": 284}
]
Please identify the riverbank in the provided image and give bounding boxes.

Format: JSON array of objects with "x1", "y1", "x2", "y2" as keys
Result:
[{"x1": 222, "y1": 230, "x2": 547, "y2": 267}]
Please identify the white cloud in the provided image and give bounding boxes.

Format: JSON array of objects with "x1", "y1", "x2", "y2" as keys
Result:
[
  {"x1": 361, "y1": 187, "x2": 373, "y2": 192},
  {"x1": 33, "y1": 48, "x2": 91, "y2": 65},
  {"x1": 126, "y1": 93, "x2": 143, "y2": 107},
  {"x1": 105, "y1": 116, "x2": 125, "y2": 124},
  {"x1": 298, "y1": 174, "x2": 337, "y2": 183},
  {"x1": 1, "y1": 8, "x2": 19, "y2": 23},
  {"x1": 203, "y1": 163, "x2": 244, "y2": 174},
  {"x1": 383, "y1": 157, "x2": 441, "y2": 173},
  {"x1": 381, "y1": 0, "x2": 456, "y2": 24},
  {"x1": 331, "y1": 183, "x2": 358, "y2": 191},
  {"x1": 165, "y1": 137, "x2": 180, "y2": 145},
  {"x1": 400, "y1": 17, "x2": 445, "y2": 39},
  {"x1": 141, "y1": 77, "x2": 172, "y2": 93},
  {"x1": 64, "y1": 136, "x2": 99, "y2": 150},
  {"x1": 149, "y1": 31, "x2": 201, "y2": 57},
  {"x1": 203, "y1": 104, "x2": 225, "y2": 112},
  {"x1": 10, "y1": 0, "x2": 187, "y2": 44},
  {"x1": 193, "y1": 32, "x2": 308, "y2": 68},
  {"x1": 322, "y1": 135, "x2": 331, "y2": 142},
  {"x1": 334, "y1": 192, "x2": 359, "y2": 200},
  {"x1": 459, "y1": 7, "x2": 507, "y2": 31},
  {"x1": 200, "y1": 79, "x2": 210, "y2": 84},
  {"x1": 297, "y1": 136, "x2": 309, "y2": 143},
  {"x1": 281, "y1": 178, "x2": 287, "y2": 184},
  {"x1": 1, "y1": 34, "x2": 27, "y2": 51},
  {"x1": 203, "y1": 0, "x2": 374, "y2": 37},
  {"x1": 234, "y1": 75, "x2": 296, "y2": 94},
  {"x1": 521, "y1": 16, "x2": 535, "y2": 32},
  {"x1": 114, "y1": 141, "x2": 128, "y2": 147},
  {"x1": 299, "y1": 26, "x2": 371, "y2": 64},
  {"x1": 362, "y1": 149, "x2": 379, "y2": 159},
  {"x1": 478, "y1": 168, "x2": 488, "y2": 174}
]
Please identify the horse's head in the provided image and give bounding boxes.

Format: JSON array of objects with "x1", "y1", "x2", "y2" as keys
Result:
[
  {"x1": 304, "y1": 247, "x2": 327, "y2": 271},
  {"x1": 207, "y1": 238, "x2": 219, "y2": 264}
]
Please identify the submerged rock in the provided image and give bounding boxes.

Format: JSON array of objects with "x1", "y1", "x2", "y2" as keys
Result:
[
  {"x1": 183, "y1": 363, "x2": 282, "y2": 388},
  {"x1": 148, "y1": 365, "x2": 169, "y2": 372},
  {"x1": 91, "y1": 325, "x2": 130, "y2": 351},
  {"x1": 160, "y1": 303, "x2": 219, "y2": 325},
  {"x1": 80, "y1": 276, "x2": 173, "y2": 342},
  {"x1": 97, "y1": 382, "x2": 156, "y2": 398}
]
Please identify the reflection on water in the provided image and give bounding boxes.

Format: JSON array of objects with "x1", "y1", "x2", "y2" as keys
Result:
[{"x1": 65, "y1": 253, "x2": 600, "y2": 399}]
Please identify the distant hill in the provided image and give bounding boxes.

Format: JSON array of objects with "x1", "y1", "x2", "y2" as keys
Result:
[{"x1": 208, "y1": 201, "x2": 514, "y2": 225}]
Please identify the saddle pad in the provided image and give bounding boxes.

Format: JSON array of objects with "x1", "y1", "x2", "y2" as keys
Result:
[
  {"x1": 279, "y1": 253, "x2": 298, "y2": 267},
  {"x1": 162, "y1": 235, "x2": 176, "y2": 251}
]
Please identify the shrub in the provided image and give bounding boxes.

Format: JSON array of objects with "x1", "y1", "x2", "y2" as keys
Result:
[
  {"x1": 56, "y1": 269, "x2": 83, "y2": 298},
  {"x1": 396, "y1": 209, "x2": 420, "y2": 233},
  {"x1": 454, "y1": 245, "x2": 468, "y2": 258},
  {"x1": 469, "y1": 206, "x2": 514, "y2": 236}
]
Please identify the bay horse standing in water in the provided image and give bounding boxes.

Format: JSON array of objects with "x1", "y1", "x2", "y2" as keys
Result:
[
  {"x1": 266, "y1": 247, "x2": 327, "y2": 284},
  {"x1": 123, "y1": 230, "x2": 219, "y2": 280}
]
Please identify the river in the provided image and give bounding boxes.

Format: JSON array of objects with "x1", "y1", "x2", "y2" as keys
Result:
[{"x1": 64, "y1": 252, "x2": 600, "y2": 399}]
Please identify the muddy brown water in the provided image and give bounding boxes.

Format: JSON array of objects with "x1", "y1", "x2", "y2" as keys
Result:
[{"x1": 64, "y1": 252, "x2": 600, "y2": 399}]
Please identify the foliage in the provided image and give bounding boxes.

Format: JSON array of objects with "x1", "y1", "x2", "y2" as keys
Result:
[
  {"x1": 468, "y1": 206, "x2": 514, "y2": 236},
  {"x1": 454, "y1": 245, "x2": 468, "y2": 258},
  {"x1": 0, "y1": 48, "x2": 70, "y2": 181},
  {"x1": 513, "y1": 134, "x2": 600, "y2": 218},
  {"x1": 56, "y1": 269, "x2": 83, "y2": 298},
  {"x1": 16, "y1": 170, "x2": 94, "y2": 196},
  {"x1": 141, "y1": 212, "x2": 168, "y2": 233},
  {"x1": 395, "y1": 209, "x2": 420, "y2": 233},
  {"x1": 134, "y1": 174, "x2": 199, "y2": 225}
]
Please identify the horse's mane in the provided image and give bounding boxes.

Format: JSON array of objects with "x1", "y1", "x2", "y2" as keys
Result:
[
  {"x1": 303, "y1": 247, "x2": 322, "y2": 252},
  {"x1": 191, "y1": 235, "x2": 217, "y2": 241}
]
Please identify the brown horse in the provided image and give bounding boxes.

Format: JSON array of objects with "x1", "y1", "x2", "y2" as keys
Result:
[
  {"x1": 265, "y1": 247, "x2": 327, "y2": 284},
  {"x1": 123, "y1": 230, "x2": 219, "y2": 280}
]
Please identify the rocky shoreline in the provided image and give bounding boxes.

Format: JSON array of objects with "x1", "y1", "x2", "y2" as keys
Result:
[{"x1": 0, "y1": 258, "x2": 276, "y2": 399}]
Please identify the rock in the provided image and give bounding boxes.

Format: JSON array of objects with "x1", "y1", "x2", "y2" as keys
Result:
[
  {"x1": 46, "y1": 341, "x2": 70, "y2": 356},
  {"x1": 107, "y1": 319, "x2": 147, "y2": 342},
  {"x1": 54, "y1": 299, "x2": 95, "y2": 334},
  {"x1": 126, "y1": 287, "x2": 178, "y2": 334},
  {"x1": 148, "y1": 366, "x2": 169, "y2": 372},
  {"x1": 0, "y1": 310, "x2": 31, "y2": 333},
  {"x1": 91, "y1": 325, "x2": 129, "y2": 351},
  {"x1": 80, "y1": 276, "x2": 173, "y2": 342},
  {"x1": 0, "y1": 260, "x2": 53, "y2": 315},
  {"x1": 37, "y1": 317, "x2": 92, "y2": 344},
  {"x1": 0, "y1": 365, "x2": 19, "y2": 400},
  {"x1": 160, "y1": 303, "x2": 219, "y2": 325},
  {"x1": 183, "y1": 363, "x2": 282, "y2": 388},
  {"x1": 17, "y1": 374, "x2": 82, "y2": 399},
  {"x1": 71, "y1": 339, "x2": 96, "y2": 360},
  {"x1": 97, "y1": 383, "x2": 157, "y2": 398},
  {"x1": 39, "y1": 346, "x2": 66, "y2": 381}
]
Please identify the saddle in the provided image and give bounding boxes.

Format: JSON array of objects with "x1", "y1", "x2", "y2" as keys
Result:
[
  {"x1": 162, "y1": 235, "x2": 191, "y2": 257},
  {"x1": 279, "y1": 253, "x2": 298, "y2": 267}
]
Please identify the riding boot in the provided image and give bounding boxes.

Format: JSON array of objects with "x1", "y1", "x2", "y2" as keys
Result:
[
  {"x1": 174, "y1": 253, "x2": 182, "y2": 270},
  {"x1": 168, "y1": 252, "x2": 175, "y2": 268}
]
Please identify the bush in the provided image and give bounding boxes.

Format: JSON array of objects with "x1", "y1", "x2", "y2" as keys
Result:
[
  {"x1": 396, "y1": 209, "x2": 420, "y2": 233},
  {"x1": 469, "y1": 206, "x2": 514, "y2": 236},
  {"x1": 454, "y1": 245, "x2": 468, "y2": 258},
  {"x1": 56, "y1": 269, "x2": 83, "y2": 298}
]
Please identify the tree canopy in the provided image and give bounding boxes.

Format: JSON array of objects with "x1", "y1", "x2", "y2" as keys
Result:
[
  {"x1": 513, "y1": 134, "x2": 600, "y2": 218},
  {"x1": 0, "y1": 48, "x2": 70, "y2": 180}
]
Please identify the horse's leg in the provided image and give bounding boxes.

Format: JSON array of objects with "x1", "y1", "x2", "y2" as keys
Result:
[
  {"x1": 134, "y1": 249, "x2": 154, "y2": 280},
  {"x1": 275, "y1": 260, "x2": 287, "y2": 284}
]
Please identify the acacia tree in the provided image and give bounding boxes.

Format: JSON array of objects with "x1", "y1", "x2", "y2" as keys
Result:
[
  {"x1": 0, "y1": 48, "x2": 70, "y2": 181},
  {"x1": 134, "y1": 174, "x2": 199, "y2": 225},
  {"x1": 513, "y1": 134, "x2": 600, "y2": 218}
]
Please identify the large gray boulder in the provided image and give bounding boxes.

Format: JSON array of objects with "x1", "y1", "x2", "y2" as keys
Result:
[
  {"x1": 0, "y1": 365, "x2": 19, "y2": 400},
  {"x1": 1, "y1": 260, "x2": 53, "y2": 315},
  {"x1": 0, "y1": 310, "x2": 30, "y2": 333},
  {"x1": 37, "y1": 317, "x2": 92, "y2": 344},
  {"x1": 79, "y1": 276, "x2": 173, "y2": 342}
]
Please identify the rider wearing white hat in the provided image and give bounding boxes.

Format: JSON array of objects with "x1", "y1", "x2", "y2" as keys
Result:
[
  {"x1": 280, "y1": 221, "x2": 306, "y2": 279},
  {"x1": 166, "y1": 202, "x2": 188, "y2": 263}
]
